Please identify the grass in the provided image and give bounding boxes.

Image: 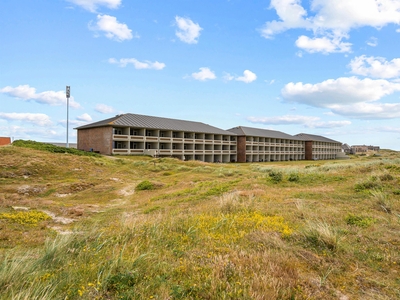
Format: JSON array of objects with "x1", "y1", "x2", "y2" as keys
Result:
[{"x1": 0, "y1": 144, "x2": 399, "y2": 299}]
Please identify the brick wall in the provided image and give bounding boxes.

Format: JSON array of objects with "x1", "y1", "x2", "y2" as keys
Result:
[
  {"x1": 0, "y1": 137, "x2": 11, "y2": 146},
  {"x1": 305, "y1": 141, "x2": 313, "y2": 160},
  {"x1": 236, "y1": 136, "x2": 246, "y2": 163},
  {"x1": 77, "y1": 127, "x2": 113, "y2": 154}
]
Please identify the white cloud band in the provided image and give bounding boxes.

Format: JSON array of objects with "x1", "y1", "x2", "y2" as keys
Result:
[
  {"x1": 109, "y1": 58, "x2": 166, "y2": 70},
  {"x1": 0, "y1": 85, "x2": 81, "y2": 108}
]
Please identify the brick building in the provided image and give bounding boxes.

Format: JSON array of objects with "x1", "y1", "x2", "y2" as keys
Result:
[
  {"x1": 0, "y1": 137, "x2": 11, "y2": 146},
  {"x1": 75, "y1": 113, "x2": 343, "y2": 162}
]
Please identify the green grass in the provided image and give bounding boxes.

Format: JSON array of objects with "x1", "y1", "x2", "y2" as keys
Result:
[{"x1": 0, "y1": 146, "x2": 399, "y2": 299}]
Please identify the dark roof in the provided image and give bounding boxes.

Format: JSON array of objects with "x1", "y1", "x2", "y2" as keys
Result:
[
  {"x1": 75, "y1": 113, "x2": 236, "y2": 135},
  {"x1": 227, "y1": 126, "x2": 302, "y2": 140},
  {"x1": 342, "y1": 143, "x2": 351, "y2": 150},
  {"x1": 295, "y1": 133, "x2": 341, "y2": 144}
]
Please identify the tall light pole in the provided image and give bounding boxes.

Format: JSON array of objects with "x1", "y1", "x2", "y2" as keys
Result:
[{"x1": 66, "y1": 86, "x2": 70, "y2": 148}]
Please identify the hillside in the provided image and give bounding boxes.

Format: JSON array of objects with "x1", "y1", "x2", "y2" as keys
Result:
[{"x1": 0, "y1": 143, "x2": 399, "y2": 299}]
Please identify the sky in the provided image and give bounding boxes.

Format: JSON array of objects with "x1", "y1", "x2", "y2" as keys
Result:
[{"x1": 1, "y1": 0, "x2": 400, "y2": 150}]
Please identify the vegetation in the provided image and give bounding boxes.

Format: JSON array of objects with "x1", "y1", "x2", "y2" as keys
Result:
[
  {"x1": 12, "y1": 140, "x2": 100, "y2": 157},
  {"x1": 0, "y1": 144, "x2": 399, "y2": 299},
  {"x1": 135, "y1": 180, "x2": 155, "y2": 191}
]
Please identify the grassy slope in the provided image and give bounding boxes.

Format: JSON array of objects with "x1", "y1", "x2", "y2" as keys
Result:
[{"x1": 0, "y1": 144, "x2": 399, "y2": 299}]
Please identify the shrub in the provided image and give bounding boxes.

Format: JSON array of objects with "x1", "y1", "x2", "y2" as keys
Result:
[
  {"x1": 268, "y1": 170, "x2": 283, "y2": 183},
  {"x1": 288, "y1": 173, "x2": 300, "y2": 182},
  {"x1": 0, "y1": 210, "x2": 51, "y2": 226},
  {"x1": 135, "y1": 180, "x2": 155, "y2": 191}
]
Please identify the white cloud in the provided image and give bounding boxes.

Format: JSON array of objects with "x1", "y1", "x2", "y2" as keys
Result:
[
  {"x1": 261, "y1": 0, "x2": 400, "y2": 53},
  {"x1": 349, "y1": 55, "x2": 400, "y2": 79},
  {"x1": 330, "y1": 102, "x2": 400, "y2": 119},
  {"x1": 0, "y1": 112, "x2": 52, "y2": 126},
  {"x1": 108, "y1": 58, "x2": 165, "y2": 70},
  {"x1": 366, "y1": 37, "x2": 378, "y2": 47},
  {"x1": 67, "y1": 0, "x2": 121, "y2": 12},
  {"x1": 295, "y1": 35, "x2": 352, "y2": 54},
  {"x1": 282, "y1": 77, "x2": 400, "y2": 107},
  {"x1": 175, "y1": 16, "x2": 202, "y2": 44},
  {"x1": 224, "y1": 70, "x2": 257, "y2": 83},
  {"x1": 248, "y1": 115, "x2": 319, "y2": 125},
  {"x1": 0, "y1": 125, "x2": 58, "y2": 139},
  {"x1": 90, "y1": 14, "x2": 135, "y2": 42},
  {"x1": 282, "y1": 77, "x2": 400, "y2": 119},
  {"x1": 0, "y1": 85, "x2": 81, "y2": 108},
  {"x1": 378, "y1": 126, "x2": 400, "y2": 134},
  {"x1": 309, "y1": 120, "x2": 352, "y2": 128},
  {"x1": 247, "y1": 115, "x2": 351, "y2": 128},
  {"x1": 261, "y1": 0, "x2": 311, "y2": 38},
  {"x1": 95, "y1": 103, "x2": 114, "y2": 114},
  {"x1": 76, "y1": 113, "x2": 92, "y2": 122},
  {"x1": 190, "y1": 67, "x2": 216, "y2": 81},
  {"x1": 236, "y1": 70, "x2": 257, "y2": 83}
]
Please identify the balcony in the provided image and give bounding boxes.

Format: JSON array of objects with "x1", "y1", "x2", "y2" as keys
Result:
[{"x1": 113, "y1": 134, "x2": 129, "y2": 140}]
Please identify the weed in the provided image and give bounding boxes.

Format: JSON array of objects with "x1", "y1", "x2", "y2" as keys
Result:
[
  {"x1": 354, "y1": 176, "x2": 382, "y2": 192},
  {"x1": 302, "y1": 220, "x2": 344, "y2": 251},
  {"x1": 371, "y1": 190, "x2": 392, "y2": 213},
  {"x1": 345, "y1": 214, "x2": 376, "y2": 227},
  {"x1": 143, "y1": 206, "x2": 161, "y2": 214}
]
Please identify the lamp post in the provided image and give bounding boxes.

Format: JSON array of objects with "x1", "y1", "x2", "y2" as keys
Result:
[{"x1": 66, "y1": 86, "x2": 70, "y2": 148}]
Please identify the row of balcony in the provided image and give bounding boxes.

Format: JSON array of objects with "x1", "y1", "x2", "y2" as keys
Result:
[
  {"x1": 114, "y1": 134, "x2": 236, "y2": 144},
  {"x1": 246, "y1": 142, "x2": 304, "y2": 146},
  {"x1": 245, "y1": 150, "x2": 305, "y2": 154},
  {"x1": 112, "y1": 149, "x2": 237, "y2": 155},
  {"x1": 113, "y1": 128, "x2": 236, "y2": 141},
  {"x1": 246, "y1": 147, "x2": 304, "y2": 151}
]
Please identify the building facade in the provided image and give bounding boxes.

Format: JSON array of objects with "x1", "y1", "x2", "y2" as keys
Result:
[
  {"x1": 77, "y1": 114, "x2": 237, "y2": 163},
  {"x1": 227, "y1": 126, "x2": 305, "y2": 162},
  {"x1": 351, "y1": 145, "x2": 380, "y2": 154},
  {"x1": 76, "y1": 113, "x2": 343, "y2": 162},
  {"x1": 0, "y1": 137, "x2": 11, "y2": 146},
  {"x1": 295, "y1": 133, "x2": 343, "y2": 160}
]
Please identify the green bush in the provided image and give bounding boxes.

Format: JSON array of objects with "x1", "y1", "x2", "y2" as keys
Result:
[
  {"x1": 288, "y1": 173, "x2": 300, "y2": 182},
  {"x1": 135, "y1": 180, "x2": 155, "y2": 191},
  {"x1": 268, "y1": 170, "x2": 283, "y2": 183}
]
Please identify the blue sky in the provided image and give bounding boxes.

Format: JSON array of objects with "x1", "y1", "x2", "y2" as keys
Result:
[{"x1": 1, "y1": 0, "x2": 400, "y2": 150}]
